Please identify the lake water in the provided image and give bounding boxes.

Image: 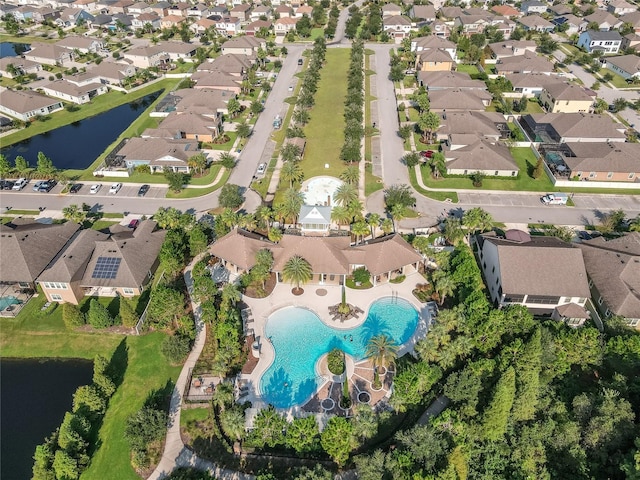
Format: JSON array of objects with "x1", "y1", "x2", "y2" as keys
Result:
[
  {"x1": 0, "y1": 42, "x2": 30, "y2": 58},
  {"x1": 0, "y1": 358, "x2": 93, "y2": 480},
  {"x1": 1, "y1": 91, "x2": 161, "y2": 170}
]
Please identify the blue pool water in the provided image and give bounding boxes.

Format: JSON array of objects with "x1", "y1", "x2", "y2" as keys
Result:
[
  {"x1": 259, "y1": 297, "x2": 419, "y2": 408},
  {"x1": 0, "y1": 296, "x2": 20, "y2": 311}
]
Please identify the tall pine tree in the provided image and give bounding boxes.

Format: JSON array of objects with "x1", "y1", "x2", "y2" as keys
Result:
[{"x1": 482, "y1": 366, "x2": 516, "y2": 441}]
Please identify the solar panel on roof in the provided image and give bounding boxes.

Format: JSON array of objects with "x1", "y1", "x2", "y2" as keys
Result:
[{"x1": 91, "y1": 257, "x2": 121, "y2": 279}]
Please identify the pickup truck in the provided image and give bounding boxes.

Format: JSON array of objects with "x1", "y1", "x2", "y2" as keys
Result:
[{"x1": 541, "y1": 193, "x2": 569, "y2": 205}]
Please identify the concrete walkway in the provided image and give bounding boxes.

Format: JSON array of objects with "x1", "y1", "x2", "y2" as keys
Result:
[{"x1": 148, "y1": 254, "x2": 254, "y2": 480}]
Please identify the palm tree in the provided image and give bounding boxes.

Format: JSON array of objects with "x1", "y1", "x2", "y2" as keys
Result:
[
  {"x1": 367, "y1": 213, "x2": 381, "y2": 239},
  {"x1": 255, "y1": 205, "x2": 272, "y2": 231},
  {"x1": 280, "y1": 161, "x2": 303, "y2": 188},
  {"x1": 220, "y1": 408, "x2": 246, "y2": 442},
  {"x1": 187, "y1": 153, "x2": 208, "y2": 175},
  {"x1": 340, "y1": 165, "x2": 360, "y2": 185},
  {"x1": 443, "y1": 217, "x2": 464, "y2": 245},
  {"x1": 331, "y1": 205, "x2": 351, "y2": 231},
  {"x1": 62, "y1": 204, "x2": 87, "y2": 224},
  {"x1": 282, "y1": 255, "x2": 313, "y2": 292},
  {"x1": 281, "y1": 143, "x2": 302, "y2": 163},
  {"x1": 390, "y1": 204, "x2": 405, "y2": 232},
  {"x1": 351, "y1": 221, "x2": 370, "y2": 245},
  {"x1": 333, "y1": 183, "x2": 358, "y2": 206},
  {"x1": 293, "y1": 108, "x2": 310, "y2": 126},
  {"x1": 462, "y1": 207, "x2": 494, "y2": 241},
  {"x1": 221, "y1": 283, "x2": 241, "y2": 307},
  {"x1": 211, "y1": 382, "x2": 234, "y2": 411},
  {"x1": 629, "y1": 215, "x2": 640, "y2": 232},
  {"x1": 281, "y1": 188, "x2": 305, "y2": 224},
  {"x1": 417, "y1": 111, "x2": 440, "y2": 143},
  {"x1": 238, "y1": 213, "x2": 257, "y2": 231},
  {"x1": 434, "y1": 275, "x2": 455, "y2": 306},
  {"x1": 220, "y1": 208, "x2": 239, "y2": 229},
  {"x1": 365, "y1": 334, "x2": 398, "y2": 372},
  {"x1": 347, "y1": 200, "x2": 364, "y2": 222},
  {"x1": 380, "y1": 218, "x2": 394, "y2": 236},
  {"x1": 268, "y1": 227, "x2": 283, "y2": 243}
]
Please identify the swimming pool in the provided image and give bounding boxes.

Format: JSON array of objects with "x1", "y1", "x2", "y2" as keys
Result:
[
  {"x1": 259, "y1": 297, "x2": 419, "y2": 408},
  {"x1": 0, "y1": 296, "x2": 21, "y2": 311}
]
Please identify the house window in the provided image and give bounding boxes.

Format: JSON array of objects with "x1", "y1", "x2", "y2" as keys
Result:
[
  {"x1": 42, "y1": 282, "x2": 68, "y2": 290},
  {"x1": 578, "y1": 298, "x2": 586, "y2": 304},
  {"x1": 567, "y1": 318, "x2": 582, "y2": 326},
  {"x1": 598, "y1": 296, "x2": 603, "y2": 305},
  {"x1": 511, "y1": 171, "x2": 516, "y2": 176},
  {"x1": 463, "y1": 170, "x2": 468, "y2": 175},
  {"x1": 589, "y1": 172, "x2": 596, "y2": 178},
  {"x1": 483, "y1": 262, "x2": 487, "y2": 269},
  {"x1": 629, "y1": 173, "x2": 635, "y2": 179},
  {"x1": 123, "y1": 288, "x2": 135, "y2": 295},
  {"x1": 494, "y1": 171, "x2": 499, "y2": 176},
  {"x1": 496, "y1": 277, "x2": 499, "y2": 284},
  {"x1": 588, "y1": 279, "x2": 593, "y2": 288},
  {"x1": 51, "y1": 294, "x2": 63, "y2": 301},
  {"x1": 607, "y1": 172, "x2": 613, "y2": 179},
  {"x1": 503, "y1": 294, "x2": 525, "y2": 303},
  {"x1": 492, "y1": 266, "x2": 495, "y2": 273},
  {"x1": 605, "y1": 309, "x2": 611, "y2": 317},
  {"x1": 627, "y1": 318, "x2": 639, "y2": 327},
  {"x1": 577, "y1": 171, "x2": 582, "y2": 177}
]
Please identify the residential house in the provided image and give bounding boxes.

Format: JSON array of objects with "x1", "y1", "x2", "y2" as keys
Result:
[
  {"x1": 0, "y1": 221, "x2": 80, "y2": 288},
  {"x1": 495, "y1": 50, "x2": 555, "y2": 74},
  {"x1": 275, "y1": 17, "x2": 299, "y2": 35},
  {"x1": 190, "y1": 18, "x2": 216, "y2": 35},
  {"x1": 548, "y1": 3, "x2": 573, "y2": 16},
  {"x1": 167, "y1": 87, "x2": 231, "y2": 116},
  {"x1": 488, "y1": 40, "x2": 537, "y2": 60},
  {"x1": 435, "y1": 110, "x2": 509, "y2": 142},
  {"x1": 38, "y1": 221, "x2": 166, "y2": 304},
  {"x1": 429, "y1": 20, "x2": 452, "y2": 38},
  {"x1": 518, "y1": 14, "x2": 555, "y2": 32},
  {"x1": 382, "y1": 3, "x2": 402, "y2": 17},
  {"x1": 55, "y1": 7, "x2": 94, "y2": 26},
  {"x1": 410, "y1": 4, "x2": 436, "y2": 21},
  {"x1": 215, "y1": 16, "x2": 242, "y2": 37},
  {"x1": 127, "y1": 1, "x2": 151, "y2": 16},
  {"x1": 621, "y1": 33, "x2": 640, "y2": 52},
  {"x1": 579, "y1": 233, "x2": 640, "y2": 329},
  {"x1": 122, "y1": 44, "x2": 169, "y2": 68},
  {"x1": 607, "y1": 0, "x2": 637, "y2": 16},
  {"x1": 131, "y1": 12, "x2": 161, "y2": 30},
  {"x1": 551, "y1": 14, "x2": 582, "y2": 35},
  {"x1": 520, "y1": 112, "x2": 627, "y2": 143},
  {"x1": 245, "y1": 19, "x2": 272, "y2": 36},
  {"x1": 250, "y1": 5, "x2": 271, "y2": 21},
  {"x1": 556, "y1": 142, "x2": 640, "y2": 182},
  {"x1": 196, "y1": 52, "x2": 252, "y2": 77},
  {"x1": 160, "y1": 14, "x2": 186, "y2": 29},
  {"x1": 412, "y1": 35, "x2": 458, "y2": 70},
  {"x1": 491, "y1": 5, "x2": 521, "y2": 17},
  {"x1": 147, "y1": 110, "x2": 222, "y2": 142},
  {"x1": 149, "y1": 1, "x2": 170, "y2": 17},
  {"x1": 24, "y1": 42, "x2": 75, "y2": 66},
  {"x1": 477, "y1": 230, "x2": 590, "y2": 317},
  {"x1": 383, "y1": 15, "x2": 413, "y2": 39},
  {"x1": 0, "y1": 88, "x2": 64, "y2": 121},
  {"x1": 275, "y1": 5, "x2": 293, "y2": 18},
  {"x1": 443, "y1": 137, "x2": 519, "y2": 176},
  {"x1": 440, "y1": 6, "x2": 464, "y2": 21},
  {"x1": 85, "y1": 60, "x2": 136, "y2": 86},
  {"x1": 0, "y1": 57, "x2": 42, "y2": 79},
  {"x1": 581, "y1": 11, "x2": 622, "y2": 32},
  {"x1": 155, "y1": 41, "x2": 197, "y2": 62},
  {"x1": 40, "y1": 79, "x2": 108, "y2": 104},
  {"x1": 109, "y1": 0, "x2": 134, "y2": 14},
  {"x1": 115, "y1": 137, "x2": 203, "y2": 173},
  {"x1": 605, "y1": 54, "x2": 640, "y2": 80},
  {"x1": 418, "y1": 70, "x2": 486, "y2": 90},
  {"x1": 507, "y1": 72, "x2": 565, "y2": 97},
  {"x1": 299, "y1": 206, "x2": 332, "y2": 235},
  {"x1": 166, "y1": 3, "x2": 191, "y2": 17},
  {"x1": 221, "y1": 36, "x2": 265, "y2": 56},
  {"x1": 539, "y1": 82, "x2": 594, "y2": 113},
  {"x1": 428, "y1": 88, "x2": 493, "y2": 111},
  {"x1": 230, "y1": 3, "x2": 251, "y2": 21},
  {"x1": 619, "y1": 11, "x2": 640, "y2": 34},
  {"x1": 210, "y1": 229, "x2": 423, "y2": 286},
  {"x1": 56, "y1": 35, "x2": 107, "y2": 55},
  {"x1": 186, "y1": 3, "x2": 210, "y2": 19},
  {"x1": 454, "y1": 14, "x2": 492, "y2": 35},
  {"x1": 578, "y1": 30, "x2": 622, "y2": 54},
  {"x1": 295, "y1": 5, "x2": 312, "y2": 18},
  {"x1": 521, "y1": 0, "x2": 548, "y2": 14}
]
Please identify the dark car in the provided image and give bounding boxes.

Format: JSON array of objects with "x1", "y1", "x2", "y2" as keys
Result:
[
  {"x1": 38, "y1": 179, "x2": 57, "y2": 193},
  {"x1": 577, "y1": 231, "x2": 592, "y2": 241},
  {"x1": 420, "y1": 150, "x2": 435, "y2": 158},
  {"x1": 1, "y1": 180, "x2": 14, "y2": 190},
  {"x1": 138, "y1": 184, "x2": 150, "y2": 197},
  {"x1": 128, "y1": 219, "x2": 140, "y2": 229},
  {"x1": 69, "y1": 183, "x2": 83, "y2": 193}
]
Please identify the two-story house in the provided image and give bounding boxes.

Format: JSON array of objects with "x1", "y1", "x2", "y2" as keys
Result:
[{"x1": 578, "y1": 30, "x2": 622, "y2": 54}]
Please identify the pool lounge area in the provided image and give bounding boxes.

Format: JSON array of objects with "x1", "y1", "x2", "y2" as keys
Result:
[
  {"x1": 0, "y1": 284, "x2": 33, "y2": 317},
  {"x1": 236, "y1": 276, "x2": 432, "y2": 417}
]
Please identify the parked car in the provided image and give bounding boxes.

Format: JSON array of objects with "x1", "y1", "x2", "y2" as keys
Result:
[
  {"x1": 288, "y1": 85, "x2": 294, "y2": 92},
  {"x1": 38, "y1": 180, "x2": 57, "y2": 192},
  {"x1": 32, "y1": 181, "x2": 44, "y2": 192},
  {"x1": 577, "y1": 231, "x2": 592, "y2": 241},
  {"x1": 1, "y1": 180, "x2": 15, "y2": 190},
  {"x1": 257, "y1": 163, "x2": 267, "y2": 175},
  {"x1": 12, "y1": 178, "x2": 28, "y2": 190},
  {"x1": 69, "y1": 183, "x2": 83, "y2": 193},
  {"x1": 297, "y1": 58, "x2": 303, "y2": 65},
  {"x1": 137, "y1": 184, "x2": 150, "y2": 197},
  {"x1": 420, "y1": 150, "x2": 435, "y2": 158},
  {"x1": 109, "y1": 183, "x2": 122, "y2": 194},
  {"x1": 128, "y1": 219, "x2": 140, "y2": 229},
  {"x1": 89, "y1": 184, "x2": 101, "y2": 194}
]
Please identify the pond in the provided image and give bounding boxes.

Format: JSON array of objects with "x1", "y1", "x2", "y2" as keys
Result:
[
  {"x1": 0, "y1": 358, "x2": 93, "y2": 480},
  {"x1": 0, "y1": 42, "x2": 31, "y2": 58},
  {"x1": 1, "y1": 91, "x2": 161, "y2": 171}
]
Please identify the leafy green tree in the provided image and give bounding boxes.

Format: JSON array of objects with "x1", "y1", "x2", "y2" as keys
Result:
[
  {"x1": 124, "y1": 406, "x2": 168, "y2": 452},
  {"x1": 161, "y1": 335, "x2": 191, "y2": 364},
  {"x1": 389, "y1": 64, "x2": 404, "y2": 82},
  {"x1": 0, "y1": 154, "x2": 10, "y2": 178},
  {"x1": 164, "y1": 170, "x2": 187, "y2": 192},
  {"x1": 384, "y1": 184, "x2": 415, "y2": 211},
  {"x1": 482, "y1": 366, "x2": 516, "y2": 441},
  {"x1": 219, "y1": 183, "x2": 244, "y2": 209},
  {"x1": 250, "y1": 406, "x2": 287, "y2": 448},
  {"x1": 296, "y1": 14, "x2": 312, "y2": 37},
  {"x1": 511, "y1": 327, "x2": 542, "y2": 422},
  {"x1": 351, "y1": 404, "x2": 379, "y2": 443},
  {"x1": 53, "y1": 450, "x2": 80, "y2": 480},
  {"x1": 14, "y1": 155, "x2": 29, "y2": 175},
  {"x1": 252, "y1": 248, "x2": 274, "y2": 289},
  {"x1": 146, "y1": 285, "x2": 185, "y2": 330},
  {"x1": 73, "y1": 385, "x2": 107, "y2": 415},
  {"x1": 227, "y1": 97, "x2": 241, "y2": 118},
  {"x1": 63, "y1": 303, "x2": 85, "y2": 329},
  {"x1": 282, "y1": 255, "x2": 313, "y2": 291},
  {"x1": 417, "y1": 111, "x2": 440, "y2": 143},
  {"x1": 160, "y1": 229, "x2": 188, "y2": 276},
  {"x1": 286, "y1": 415, "x2": 320, "y2": 454},
  {"x1": 236, "y1": 120, "x2": 251, "y2": 139},
  {"x1": 153, "y1": 207, "x2": 193, "y2": 230},
  {"x1": 57, "y1": 412, "x2": 89, "y2": 453},
  {"x1": 395, "y1": 424, "x2": 449, "y2": 473},
  {"x1": 321, "y1": 416, "x2": 355, "y2": 466},
  {"x1": 188, "y1": 224, "x2": 209, "y2": 257},
  {"x1": 220, "y1": 408, "x2": 246, "y2": 442},
  {"x1": 281, "y1": 143, "x2": 302, "y2": 163},
  {"x1": 87, "y1": 299, "x2": 113, "y2": 329},
  {"x1": 32, "y1": 432, "x2": 57, "y2": 480},
  {"x1": 218, "y1": 152, "x2": 236, "y2": 169},
  {"x1": 403, "y1": 152, "x2": 420, "y2": 168},
  {"x1": 36, "y1": 151, "x2": 56, "y2": 176}
]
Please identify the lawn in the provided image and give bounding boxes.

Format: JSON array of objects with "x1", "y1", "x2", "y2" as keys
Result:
[
  {"x1": 456, "y1": 64, "x2": 480, "y2": 76},
  {"x1": 420, "y1": 147, "x2": 554, "y2": 192},
  {"x1": 0, "y1": 292, "x2": 180, "y2": 480},
  {"x1": 601, "y1": 70, "x2": 630, "y2": 88},
  {"x1": 299, "y1": 48, "x2": 351, "y2": 180},
  {"x1": 365, "y1": 163, "x2": 383, "y2": 196},
  {"x1": 409, "y1": 166, "x2": 458, "y2": 203},
  {"x1": 166, "y1": 167, "x2": 230, "y2": 199}
]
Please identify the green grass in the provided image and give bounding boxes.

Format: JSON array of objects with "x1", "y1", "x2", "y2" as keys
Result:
[
  {"x1": 365, "y1": 163, "x2": 383, "y2": 196},
  {"x1": 523, "y1": 99, "x2": 544, "y2": 113},
  {"x1": 420, "y1": 147, "x2": 554, "y2": 192},
  {"x1": 299, "y1": 48, "x2": 351, "y2": 179},
  {"x1": 407, "y1": 107, "x2": 419, "y2": 122},
  {"x1": 4, "y1": 209, "x2": 40, "y2": 215},
  {"x1": 206, "y1": 131, "x2": 238, "y2": 151},
  {"x1": 601, "y1": 70, "x2": 631, "y2": 88},
  {"x1": 180, "y1": 407, "x2": 210, "y2": 427},
  {"x1": 310, "y1": 28, "x2": 325, "y2": 41},
  {"x1": 92, "y1": 220, "x2": 120, "y2": 231},
  {"x1": 166, "y1": 168, "x2": 230, "y2": 199},
  {"x1": 409, "y1": 166, "x2": 458, "y2": 203},
  {"x1": 456, "y1": 64, "x2": 480, "y2": 76}
]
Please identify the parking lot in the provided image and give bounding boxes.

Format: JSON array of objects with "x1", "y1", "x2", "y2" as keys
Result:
[
  {"x1": 458, "y1": 192, "x2": 640, "y2": 212},
  {"x1": 1, "y1": 181, "x2": 168, "y2": 199}
]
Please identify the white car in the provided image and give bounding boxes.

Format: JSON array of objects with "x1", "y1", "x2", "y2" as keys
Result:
[
  {"x1": 12, "y1": 178, "x2": 28, "y2": 190},
  {"x1": 89, "y1": 184, "x2": 101, "y2": 194},
  {"x1": 257, "y1": 163, "x2": 267, "y2": 175},
  {"x1": 109, "y1": 183, "x2": 122, "y2": 194},
  {"x1": 288, "y1": 85, "x2": 294, "y2": 92}
]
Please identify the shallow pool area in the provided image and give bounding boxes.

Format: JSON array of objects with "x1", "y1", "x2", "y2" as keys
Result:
[
  {"x1": 259, "y1": 297, "x2": 419, "y2": 408},
  {"x1": 0, "y1": 296, "x2": 21, "y2": 311},
  {"x1": 301, "y1": 176, "x2": 344, "y2": 207}
]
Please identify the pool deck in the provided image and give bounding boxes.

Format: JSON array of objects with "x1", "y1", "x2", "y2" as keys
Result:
[{"x1": 237, "y1": 273, "x2": 433, "y2": 416}]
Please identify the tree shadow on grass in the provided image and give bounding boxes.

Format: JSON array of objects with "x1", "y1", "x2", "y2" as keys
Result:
[{"x1": 107, "y1": 337, "x2": 128, "y2": 389}]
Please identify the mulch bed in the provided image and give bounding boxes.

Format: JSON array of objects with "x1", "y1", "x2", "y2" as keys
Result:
[
  {"x1": 243, "y1": 273, "x2": 277, "y2": 298},
  {"x1": 292, "y1": 288, "x2": 304, "y2": 296}
]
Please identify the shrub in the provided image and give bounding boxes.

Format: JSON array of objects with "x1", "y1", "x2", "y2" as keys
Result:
[
  {"x1": 161, "y1": 335, "x2": 191, "y2": 364},
  {"x1": 63, "y1": 303, "x2": 85, "y2": 329},
  {"x1": 87, "y1": 299, "x2": 114, "y2": 329},
  {"x1": 119, "y1": 298, "x2": 139, "y2": 328},
  {"x1": 327, "y1": 348, "x2": 345, "y2": 375},
  {"x1": 353, "y1": 267, "x2": 370, "y2": 284}
]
